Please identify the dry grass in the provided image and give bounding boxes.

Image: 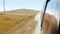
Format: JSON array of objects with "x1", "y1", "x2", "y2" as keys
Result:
[
  {"x1": 0, "y1": 15, "x2": 32, "y2": 31},
  {"x1": 0, "y1": 9, "x2": 38, "y2": 34}
]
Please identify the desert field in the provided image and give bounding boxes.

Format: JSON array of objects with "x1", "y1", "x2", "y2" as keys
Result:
[{"x1": 0, "y1": 9, "x2": 39, "y2": 34}]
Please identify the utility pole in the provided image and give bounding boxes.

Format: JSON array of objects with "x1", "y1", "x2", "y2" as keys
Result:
[
  {"x1": 41, "y1": 0, "x2": 50, "y2": 30},
  {"x1": 3, "y1": 0, "x2": 5, "y2": 14}
]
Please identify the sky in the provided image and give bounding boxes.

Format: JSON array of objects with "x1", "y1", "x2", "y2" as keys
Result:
[
  {"x1": 0, "y1": 0, "x2": 45, "y2": 11},
  {"x1": 0, "y1": 0, "x2": 59, "y2": 11}
]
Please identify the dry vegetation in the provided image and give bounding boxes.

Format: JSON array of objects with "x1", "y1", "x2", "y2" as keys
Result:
[{"x1": 0, "y1": 9, "x2": 38, "y2": 34}]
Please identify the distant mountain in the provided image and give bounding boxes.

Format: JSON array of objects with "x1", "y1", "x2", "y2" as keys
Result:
[{"x1": 0, "y1": 9, "x2": 39, "y2": 15}]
